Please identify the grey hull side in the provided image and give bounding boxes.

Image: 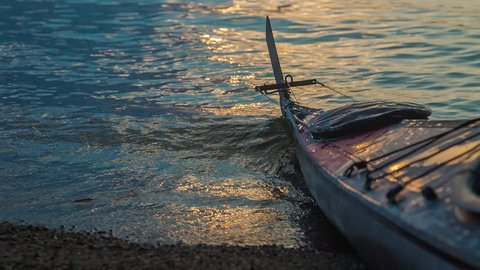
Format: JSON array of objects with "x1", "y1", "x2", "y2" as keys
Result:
[{"x1": 295, "y1": 143, "x2": 468, "y2": 270}]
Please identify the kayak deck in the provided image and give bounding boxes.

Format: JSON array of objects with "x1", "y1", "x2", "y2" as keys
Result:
[{"x1": 294, "y1": 111, "x2": 480, "y2": 268}]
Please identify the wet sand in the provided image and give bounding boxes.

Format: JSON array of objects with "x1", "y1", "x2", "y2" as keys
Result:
[{"x1": 0, "y1": 222, "x2": 365, "y2": 269}]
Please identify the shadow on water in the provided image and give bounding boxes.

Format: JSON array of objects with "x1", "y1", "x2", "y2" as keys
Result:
[
  {"x1": 192, "y1": 113, "x2": 359, "y2": 254},
  {"x1": 271, "y1": 118, "x2": 359, "y2": 254},
  {"x1": 288, "y1": 170, "x2": 358, "y2": 254}
]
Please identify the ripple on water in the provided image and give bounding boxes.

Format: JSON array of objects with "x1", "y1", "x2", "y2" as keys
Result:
[{"x1": 0, "y1": 0, "x2": 479, "y2": 247}]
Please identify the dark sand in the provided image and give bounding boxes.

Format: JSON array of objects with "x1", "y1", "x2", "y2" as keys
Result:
[{"x1": 0, "y1": 222, "x2": 365, "y2": 269}]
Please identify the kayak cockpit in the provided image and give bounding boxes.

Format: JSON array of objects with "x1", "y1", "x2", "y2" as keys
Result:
[{"x1": 305, "y1": 100, "x2": 431, "y2": 140}]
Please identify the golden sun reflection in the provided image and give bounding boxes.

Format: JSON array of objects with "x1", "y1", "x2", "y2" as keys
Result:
[
  {"x1": 203, "y1": 103, "x2": 277, "y2": 116},
  {"x1": 422, "y1": 142, "x2": 480, "y2": 167},
  {"x1": 174, "y1": 175, "x2": 290, "y2": 201},
  {"x1": 153, "y1": 203, "x2": 296, "y2": 246},
  {"x1": 198, "y1": 0, "x2": 480, "y2": 116},
  {"x1": 153, "y1": 174, "x2": 299, "y2": 246},
  {"x1": 387, "y1": 162, "x2": 409, "y2": 174},
  {"x1": 216, "y1": 3, "x2": 241, "y2": 14},
  {"x1": 201, "y1": 34, "x2": 224, "y2": 44}
]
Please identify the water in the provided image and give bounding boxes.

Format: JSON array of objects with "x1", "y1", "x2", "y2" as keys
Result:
[{"x1": 0, "y1": 0, "x2": 479, "y2": 248}]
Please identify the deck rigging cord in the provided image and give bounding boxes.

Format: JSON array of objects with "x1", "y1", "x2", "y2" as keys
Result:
[
  {"x1": 315, "y1": 81, "x2": 358, "y2": 102},
  {"x1": 386, "y1": 143, "x2": 480, "y2": 203},
  {"x1": 284, "y1": 75, "x2": 300, "y2": 104},
  {"x1": 257, "y1": 83, "x2": 280, "y2": 105},
  {"x1": 255, "y1": 75, "x2": 357, "y2": 103},
  {"x1": 368, "y1": 130, "x2": 480, "y2": 184},
  {"x1": 345, "y1": 117, "x2": 480, "y2": 202},
  {"x1": 345, "y1": 118, "x2": 480, "y2": 175}
]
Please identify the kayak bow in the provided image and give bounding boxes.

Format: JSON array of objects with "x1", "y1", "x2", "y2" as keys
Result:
[{"x1": 258, "y1": 16, "x2": 480, "y2": 270}]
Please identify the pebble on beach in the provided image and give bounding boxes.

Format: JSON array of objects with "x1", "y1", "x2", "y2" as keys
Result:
[{"x1": 0, "y1": 222, "x2": 365, "y2": 269}]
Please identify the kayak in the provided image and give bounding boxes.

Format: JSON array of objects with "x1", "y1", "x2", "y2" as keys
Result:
[{"x1": 256, "y1": 17, "x2": 480, "y2": 269}]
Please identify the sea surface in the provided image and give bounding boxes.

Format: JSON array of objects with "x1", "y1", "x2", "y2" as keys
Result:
[{"x1": 0, "y1": 0, "x2": 479, "y2": 248}]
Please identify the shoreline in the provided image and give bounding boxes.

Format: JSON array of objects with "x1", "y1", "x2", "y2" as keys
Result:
[{"x1": 0, "y1": 221, "x2": 365, "y2": 269}]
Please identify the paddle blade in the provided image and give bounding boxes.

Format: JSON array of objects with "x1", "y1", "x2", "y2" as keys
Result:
[{"x1": 266, "y1": 16, "x2": 284, "y2": 84}]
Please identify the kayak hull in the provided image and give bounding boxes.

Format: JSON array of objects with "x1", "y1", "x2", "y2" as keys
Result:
[
  {"x1": 296, "y1": 139, "x2": 464, "y2": 269},
  {"x1": 260, "y1": 16, "x2": 480, "y2": 270}
]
